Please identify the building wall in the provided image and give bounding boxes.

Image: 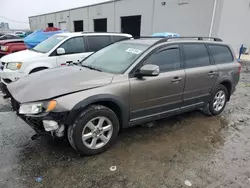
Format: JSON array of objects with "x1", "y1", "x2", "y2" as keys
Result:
[
  {"x1": 153, "y1": 0, "x2": 215, "y2": 36},
  {"x1": 210, "y1": 0, "x2": 224, "y2": 37},
  {"x1": 34, "y1": 16, "x2": 46, "y2": 29},
  {"x1": 45, "y1": 14, "x2": 56, "y2": 28},
  {"x1": 114, "y1": 0, "x2": 154, "y2": 35},
  {"x1": 29, "y1": 0, "x2": 215, "y2": 36},
  {"x1": 29, "y1": 17, "x2": 37, "y2": 30},
  {"x1": 88, "y1": 2, "x2": 115, "y2": 32},
  {"x1": 55, "y1": 11, "x2": 70, "y2": 30},
  {"x1": 69, "y1": 8, "x2": 89, "y2": 31},
  {"x1": 218, "y1": 0, "x2": 250, "y2": 53}
]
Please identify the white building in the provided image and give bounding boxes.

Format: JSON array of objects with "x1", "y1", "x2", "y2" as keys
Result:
[
  {"x1": 29, "y1": 0, "x2": 250, "y2": 53},
  {"x1": 0, "y1": 22, "x2": 10, "y2": 29}
]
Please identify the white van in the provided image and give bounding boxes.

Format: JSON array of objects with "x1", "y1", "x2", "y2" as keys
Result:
[{"x1": 0, "y1": 32, "x2": 132, "y2": 84}]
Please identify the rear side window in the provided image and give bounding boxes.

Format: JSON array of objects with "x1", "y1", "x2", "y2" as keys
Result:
[
  {"x1": 208, "y1": 45, "x2": 233, "y2": 64},
  {"x1": 183, "y1": 44, "x2": 210, "y2": 68},
  {"x1": 87, "y1": 36, "x2": 112, "y2": 52},
  {"x1": 112, "y1": 35, "x2": 130, "y2": 42},
  {"x1": 60, "y1": 37, "x2": 85, "y2": 54},
  {"x1": 144, "y1": 47, "x2": 181, "y2": 72}
]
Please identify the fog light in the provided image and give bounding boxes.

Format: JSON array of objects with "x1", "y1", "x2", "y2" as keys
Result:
[{"x1": 43, "y1": 120, "x2": 59, "y2": 132}]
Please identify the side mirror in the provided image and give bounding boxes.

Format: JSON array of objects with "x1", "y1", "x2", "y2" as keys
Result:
[
  {"x1": 56, "y1": 48, "x2": 65, "y2": 55},
  {"x1": 137, "y1": 64, "x2": 160, "y2": 77}
]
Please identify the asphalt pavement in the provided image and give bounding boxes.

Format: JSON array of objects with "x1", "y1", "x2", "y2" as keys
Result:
[{"x1": 0, "y1": 63, "x2": 250, "y2": 188}]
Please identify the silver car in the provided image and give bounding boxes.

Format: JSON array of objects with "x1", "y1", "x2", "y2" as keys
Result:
[{"x1": 7, "y1": 37, "x2": 241, "y2": 155}]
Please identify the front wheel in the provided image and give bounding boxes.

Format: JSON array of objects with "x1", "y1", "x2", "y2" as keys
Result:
[
  {"x1": 203, "y1": 84, "x2": 228, "y2": 116},
  {"x1": 67, "y1": 105, "x2": 119, "y2": 156}
]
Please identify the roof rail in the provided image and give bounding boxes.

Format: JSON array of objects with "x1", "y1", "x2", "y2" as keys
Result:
[
  {"x1": 81, "y1": 31, "x2": 131, "y2": 34},
  {"x1": 111, "y1": 36, "x2": 223, "y2": 48},
  {"x1": 161, "y1": 36, "x2": 223, "y2": 42}
]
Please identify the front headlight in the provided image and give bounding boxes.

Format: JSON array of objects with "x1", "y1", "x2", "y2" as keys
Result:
[
  {"x1": 19, "y1": 100, "x2": 57, "y2": 115},
  {"x1": 6, "y1": 62, "x2": 22, "y2": 70},
  {"x1": 1, "y1": 45, "x2": 9, "y2": 52}
]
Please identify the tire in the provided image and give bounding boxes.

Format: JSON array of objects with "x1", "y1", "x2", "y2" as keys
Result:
[
  {"x1": 29, "y1": 67, "x2": 47, "y2": 74},
  {"x1": 67, "y1": 105, "x2": 120, "y2": 156},
  {"x1": 203, "y1": 84, "x2": 228, "y2": 116}
]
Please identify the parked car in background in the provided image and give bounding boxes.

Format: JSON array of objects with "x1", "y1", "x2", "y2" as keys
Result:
[
  {"x1": 25, "y1": 31, "x2": 33, "y2": 37},
  {"x1": 0, "y1": 39, "x2": 27, "y2": 58},
  {"x1": 6, "y1": 36, "x2": 241, "y2": 155},
  {"x1": 152, "y1": 32, "x2": 180, "y2": 37},
  {"x1": 13, "y1": 31, "x2": 26, "y2": 38},
  {"x1": 0, "y1": 34, "x2": 20, "y2": 40},
  {"x1": 0, "y1": 32, "x2": 132, "y2": 85}
]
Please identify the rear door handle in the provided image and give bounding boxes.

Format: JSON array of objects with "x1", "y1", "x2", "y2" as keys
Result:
[{"x1": 172, "y1": 77, "x2": 182, "y2": 83}]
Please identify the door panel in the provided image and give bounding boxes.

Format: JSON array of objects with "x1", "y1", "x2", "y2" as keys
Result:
[
  {"x1": 56, "y1": 36, "x2": 88, "y2": 66},
  {"x1": 130, "y1": 70, "x2": 185, "y2": 120},
  {"x1": 181, "y1": 43, "x2": 219, "y2": 107},
  {"x1": 183, "y1": 65, "x2": 218, "y2": 106}
]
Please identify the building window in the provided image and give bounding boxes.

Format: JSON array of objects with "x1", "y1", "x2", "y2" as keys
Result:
[
  {"x1": 94, "y1": 18, "x2": 107, "y2": 32},
  {"x1": 48, "y1": 23, "x2": 54, "y2": 27},
  {"x1": 74, "y1": 20, "x2": 84, "y2": 32}
]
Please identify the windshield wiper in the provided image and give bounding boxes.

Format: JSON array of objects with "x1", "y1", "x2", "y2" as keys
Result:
[{"x1": 81, "y1": 65, "x2": 102, "y2": 72}]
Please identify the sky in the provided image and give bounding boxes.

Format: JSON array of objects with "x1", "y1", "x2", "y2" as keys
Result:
[{"x1": 0, "y1": 0, "x2": 110, "y2": 29}]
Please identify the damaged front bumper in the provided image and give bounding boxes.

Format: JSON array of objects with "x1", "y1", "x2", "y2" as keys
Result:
[{"x1": 10, "y1": 97, "x2": 68, "y2": 138}]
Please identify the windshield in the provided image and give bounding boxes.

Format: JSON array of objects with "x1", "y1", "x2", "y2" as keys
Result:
[
  {"x1": 33, "y1": 35, "x2": 67, "y2": 53},
  {"x1": 82, "y1": 42, "x2": 149, "y2": 74}
]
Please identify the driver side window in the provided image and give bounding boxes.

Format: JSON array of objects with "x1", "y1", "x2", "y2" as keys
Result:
[
  {"x1": 144, "y1": 46, "x2": 181, "y2": 73},
  {"x1": 60, "y1": 37, "x2": 85, "y2": 54}
]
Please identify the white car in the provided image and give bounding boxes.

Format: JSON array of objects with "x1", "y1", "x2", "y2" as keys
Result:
[{"x1": 0, "y1": 32, "x2": 132, "y2": 84}]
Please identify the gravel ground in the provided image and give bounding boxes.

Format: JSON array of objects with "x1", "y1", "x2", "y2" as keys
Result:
[{"x1": 0, "y1": 62, "x2": 250, "y2": 188}]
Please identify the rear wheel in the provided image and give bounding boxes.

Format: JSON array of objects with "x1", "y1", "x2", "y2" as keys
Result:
[
  {"x1": 203, "y1": 84, "x2": 228, "y2": 116},
  {"x1": 67, "y1": 105, "x2": 119, "y2": 156}
]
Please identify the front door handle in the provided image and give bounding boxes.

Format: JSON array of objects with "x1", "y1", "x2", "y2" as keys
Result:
[{"x1": 172, "y1": 77, "x2": 182, "y2": 83}]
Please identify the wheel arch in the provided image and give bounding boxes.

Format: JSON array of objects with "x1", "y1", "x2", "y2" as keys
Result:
[
  {"x1": 29, "y1": 67, "x2": 49, "y2": 74},
  {"x1": 65, "y1": 94, "x2": 129, "y2": 129},
  {"x1": 25, "y1": 62, "x2": 53, "y2": 74},
  {"x1": 219, "y1": 79, "x2": 232, "y2": 101}
]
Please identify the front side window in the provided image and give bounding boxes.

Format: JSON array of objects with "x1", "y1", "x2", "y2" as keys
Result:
[
  {"x1": 144, "y1": 47, "x2": 181, "y2": 72},
  {"x1": 87, "y1": 36, "x2": 112, "y2": 52},
  {"x1": 82, "y1": 42, "x2": 149, "y2": 74},
  {"x1": 33, "y1": 35, "x2": 67, "y2": 53},
  {"x1": 183, "y1": 44, "x2": 210, "y2": 68},
  {"x1": 208, "y1": 45, "x2": 233, "y2": 64},
  {"x1": 60, "y1": 37, "x2": 85, "y2": 54}
]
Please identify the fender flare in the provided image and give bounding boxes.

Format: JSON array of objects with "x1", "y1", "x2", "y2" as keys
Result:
[
  {"x1": 65, "y1": 94, "x2": 129, "y2": 128},
  {"x1": 26, "y1": 63, "x2": 54, "y2": 74},
  {"x1": 213, "y1": 78, "x2": 233, "y2": 100}
]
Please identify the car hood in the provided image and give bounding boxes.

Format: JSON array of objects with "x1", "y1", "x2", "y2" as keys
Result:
[
  {"x1": 0, "y1": 39, "x2": 23, "y2": 45},
  {"x1": 8, "y1": 66, "x2": 114, "y2": 103},
  {"x1": 0, "y1": 49, "x2": 43, "y2": 62}
]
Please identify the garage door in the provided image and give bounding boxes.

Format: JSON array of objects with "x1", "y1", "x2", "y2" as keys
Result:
[{"x1": 59, "y1": 22, "x2": 67, "y2": 30}]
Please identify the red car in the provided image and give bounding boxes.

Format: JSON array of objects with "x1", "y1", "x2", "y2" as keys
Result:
[{"x1": 0, "y1": 39, "x2": 27, "y2": 58}]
